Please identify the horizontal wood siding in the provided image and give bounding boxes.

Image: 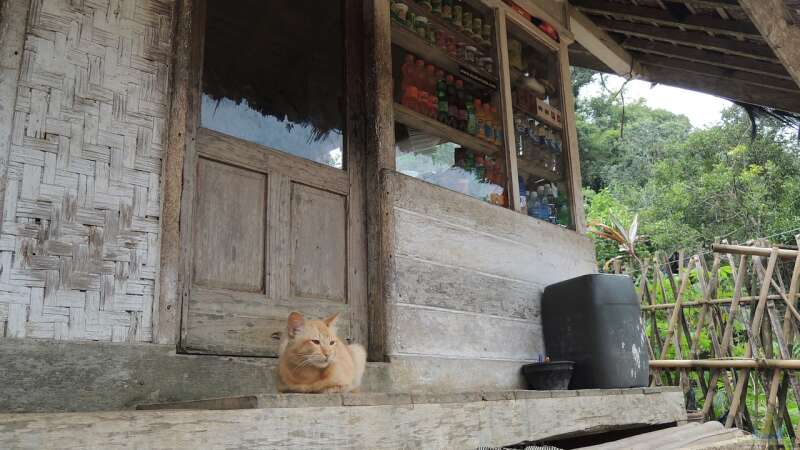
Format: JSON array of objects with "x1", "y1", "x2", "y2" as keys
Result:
[{"x1": 385, "y1": 171, "x2": 596, "y2": 388}]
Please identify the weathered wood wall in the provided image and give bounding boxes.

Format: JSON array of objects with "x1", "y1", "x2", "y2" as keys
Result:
[
  {"x1": 383, "y1": 171, "x2": 597, "y2": 390},
  {"x1": 0, "y1": 0, "x2": 173, "y2": 341}
]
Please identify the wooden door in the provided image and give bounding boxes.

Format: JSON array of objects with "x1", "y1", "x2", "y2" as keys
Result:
[{"x1": 179, "y1": 0, "x2": 366, "y2": 357}]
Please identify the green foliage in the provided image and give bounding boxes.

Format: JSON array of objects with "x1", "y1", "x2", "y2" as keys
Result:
[{"x1": 573, "y1": 71, "x2": 800, "y2": 263}]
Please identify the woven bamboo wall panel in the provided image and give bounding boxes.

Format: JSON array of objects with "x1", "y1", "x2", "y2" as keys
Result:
[{"x1": 0, "y1": 0, "x2": 173, "y2": 342}]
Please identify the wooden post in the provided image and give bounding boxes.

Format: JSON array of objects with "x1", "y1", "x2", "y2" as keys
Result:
[
  {"x1": 363, "y1": 0, "x2": 396, "y2": 362},
  {"x1": 495, "y1": 9, "x2": 521, "y2": 213},
  {"x1": 156, "y1": 0, "x2": 204, "y2": 345},
  {"x1": 557, "y1": 41, "x2": 586, "y2": 233},
  {"x1": 739, "y1": 0, "x2": 800, "y2": 89}
]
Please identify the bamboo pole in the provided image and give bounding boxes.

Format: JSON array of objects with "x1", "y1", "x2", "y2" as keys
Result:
[
  {"x1": 641, "y1": 294, "x2": 790, "y2": 311},
  {"x1": 712, "y1": 243, "x2": 799, "y2": 258},
  {"x1": 650, "y1": 359, "x2": 800, "y2": 369},
  {"x1": 726, "y1": 249, "x2": 779, "y2": 428}
]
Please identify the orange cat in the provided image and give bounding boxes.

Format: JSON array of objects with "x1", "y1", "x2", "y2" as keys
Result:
[{"x1": 277, "y1": 311, "x2": 366, "y2": 393}]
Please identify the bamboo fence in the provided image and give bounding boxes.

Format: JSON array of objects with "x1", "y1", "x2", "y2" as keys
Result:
[{"x1": 617, "y1": 237, "x2": 800, "y2": 445}]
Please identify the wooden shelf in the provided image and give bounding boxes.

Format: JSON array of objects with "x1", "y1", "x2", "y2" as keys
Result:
[
  {"x1": 394, "y1": 103, "x2": 501, "y2": 156},
  {"x1": 512, "y1": 105, "x2": 563, "y2": 130},
  {"x1": 391, "y1": 22, "x2": 498, "y2": 90},
  {"x1": 403, "y1": 0, "x2": 491, "y2": 52},
  {"x1": 516, "y1": 157, "x2": 562, "y2": 182}
]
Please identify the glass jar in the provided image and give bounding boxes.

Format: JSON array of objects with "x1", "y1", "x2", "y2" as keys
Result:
[
  {"x1": 414, "y1": 16, "x2": 428, "y2": 38},
  {"x1": 482, "y1": 23, "x2": 492, "y2": 43},
  {"x1": 453, "y1": 4, "x2": 463, "y2": 28},
  {"x1": 464, "y1": 45, "x2": 477, "y2": 63},
  {"x1": 472, "y1": 17, "x2": 482, "y2": 39},
  {"x1": 463, "y1": 10, "x2": 472, "y2": 34}
]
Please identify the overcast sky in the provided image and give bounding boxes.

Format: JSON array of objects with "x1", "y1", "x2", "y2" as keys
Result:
[{"x1": 579, "y1": 74, "x2": 734, "y2": 129}]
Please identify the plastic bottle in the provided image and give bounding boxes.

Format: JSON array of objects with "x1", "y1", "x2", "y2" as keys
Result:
[
  {"x1": 527, "y1": 191, "x2": 538, "y2": 217},
  {"x1": 483, "y1": 103, "x2": 494, "y2": 142},
  {"x1": 466, "y1": 94, "x2": 476, "y2": 135},
  {"x1": 436, "y1": 77, "x2": 449, "y2": 123},
  {"x1": 414, "y1": 59, "x2": 426, "y2": 94},
  {"x1": 474, "y1": 99, "x2": 484, "y2": 138},
  {"x1": 491, "y1": 106, "x2": 502, "y2": 145},
  {"x1": 455, "y1": 79, "x2": 466, "y2": 131},
  {"x1": 417, "y1": 91, "x2": 429, "y2": 115},
  {"x1": 401, "y1": 85, "x2": 419, "y2": 111},
  {"x1": 446, "y1": 75, "x2": 457, "y2": 127},
  {"x1": 401, "y1": 54, "x2": 416, "y2": 95},
  {"x1": 425, "y1": 64, "x2": 437, "y2": 95},
  {"x1": 536, "y1": 186, "x2": 548, "y2": 220}
]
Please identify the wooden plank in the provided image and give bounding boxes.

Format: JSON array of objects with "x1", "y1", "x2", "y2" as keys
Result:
[
  {"x1": 496, "y1": 8, "x2": 521, "y2": 212},
  {"x1": 386, "y1": 171, "x2": 595, "y2": 261},
  {"x1": 571, "y1": 0, "x2": 761, "y2": 37},
  {"x1": 364, "y1": 0, "x2": 396, "y2": 362},
  {"x1": 390, "y1": 254, "x2": 542, "y2": 320},
  {"x1": 289, "y1": 184, "x2": 347, "y2": 303},
  {"x1": 636, "y1": 62, "x2": 800, "y2": 113},
  {"x1": 345, "y1": 0, "x2": 369, "y2": 349},
  {"x1": 158, "y1": 0, "x2": 205, "y2": 345},
  {"x1": 623, "y1": 37, "x2": 792, "y2": 80},
  {"x1": 267, "y1": 174, "x2": 290, "y2": 302},
  {"x1": 393, "y1": 103, "x2": 501, "y2": 156},
  {"x1": 388, "y1": 303, "x2": 542, "y2": 360},
  {"x1": 392, "y1": 206, "x2": 593, "y2": 286},
  {"x1": 557, "y1": 40, "x2": 587, "y2": 233},
  {"x1": 188, "y1": 287, "x2": 346, "y2": 320},
  {"x1": 195, "y1": 128, "x2": 349, "y2": 195},
  {"x1": 740, "y1": 0, "x2": 800, "y2": 89},
  {"x1": 635, "y1": 54, "x2": 800, "y2": 93},
  {"x1": 568, "y1": 7, "x2": 635, "y2": 76},
  {"x1": 592, "y1": 18, "x2": 778, "y2": 62},
  {"x1": 192, "y1": 159, "x2": 266, "y2": 293},
  {"x1": 0, "y1": 391, "x2": 686, "y2": 449}
]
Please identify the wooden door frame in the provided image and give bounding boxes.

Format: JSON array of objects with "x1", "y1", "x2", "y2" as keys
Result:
[{"x1": 155, "y1": 0, "x2": 377, "y2": 356}]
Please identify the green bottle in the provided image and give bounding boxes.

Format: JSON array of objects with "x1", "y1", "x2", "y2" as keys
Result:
[
  {"x1": 466, "y1": 94, "x2": 476, "y2": 135},
  {"x1": 437, "y1": 78, "x2": 449, "y2": 123}
]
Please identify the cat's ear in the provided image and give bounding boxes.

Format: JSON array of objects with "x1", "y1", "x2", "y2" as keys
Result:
[
  {"x1": 323, "y1": 312, "x2": 339, "y2": 331},
  {"x1": 287, "y1": 311, "x2": 305, "y2": 338}
]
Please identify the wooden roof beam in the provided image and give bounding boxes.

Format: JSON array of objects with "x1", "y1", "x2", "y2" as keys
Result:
[
  {"x1": 571, "y1": 0, "x2": 761, "y2": 38},
  {"x1": 634, "y1": 53, "x2": 800, "y2": 93},
  {"x1": 663, "y1": 0, "x2": 740, "y2": 9},
  {"x1": 637, "y1": 62, "x2": 800, "y2": 112},
  {"x1": 568, "y1": 6, "x2": 638, "y2": 76},
  {"x1": 592, "y1": 17, "x2": 778, "y2": 62},
  {"x1": 622, "y1": 37, "x2": 792, "y2": 80},
  {"x1": 739, "y1": 0, "x2": 800, "y2": 89}
]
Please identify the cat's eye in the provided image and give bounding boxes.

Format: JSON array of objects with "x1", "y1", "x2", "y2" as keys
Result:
[
  {"x1": 311, "y1": 339, "x2": 320, "y2": 345},
  {"x1": 330, "y1": 341, "x2": 335, "y2": 345}
]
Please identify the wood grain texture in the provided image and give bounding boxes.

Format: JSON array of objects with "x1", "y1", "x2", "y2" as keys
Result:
[
  {"x1": 388, "y1": 303, "x2": 543, "y2": 361},
  {"x1": 390, "y1": 254, "x2": 541, "y2": 320},
  {"x1": 739, "y1": 0, "x2": 800, "y2": 89},
  {"x1": 558, "y1": 40, "x2": 587, "y2": 232},
  {"x1": 0, "y1": 389, "x2": 686, "y2": 449},
  {"x1": 364, "y1": 0, "x2": 396, "y2": 361},
  {"x1": 0, "y1": 338, "x2": 392, "y2": 413},
  {"x1": 290, "y1": 184, "x2": 346, "y2": 303},
  {"x1": 192, "y1": 159, "x2": 266, "y2": 293}
]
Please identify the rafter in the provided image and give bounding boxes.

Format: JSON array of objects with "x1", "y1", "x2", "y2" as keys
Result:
[
  {"x1": 635, "y1": 54, "x2": 800, "y2": 93},
  {"x1": 622, "y1": 37, "x2": 792, "y2": 80},
  {"x1": 571, "y1": 0, "x2": 760, "y2": 38},
  {"x1": 637, "y1": 62, "x2": 800, "y2": 112},
  {"x1": 592, "y1": 17, "x2": 778, "y2": 62},
  {"x1": 664, "y1": 0, "x2": 740, "y2": 8}
]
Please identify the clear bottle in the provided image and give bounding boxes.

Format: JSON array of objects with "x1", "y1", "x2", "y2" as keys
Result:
[
  {"x1": 414, "y1": 59, "x2": 426, "y2": 94},
  {"x1": 491, "y1": 105, "x2": 502, "y2": 145},
  {"x1": 446, "y1": 75, "x2": 457, "y2": 128}
]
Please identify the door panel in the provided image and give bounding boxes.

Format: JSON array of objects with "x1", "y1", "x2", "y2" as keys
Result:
[
  {"x1": 181, "y1": 0, "x2": 366, "y2": 357},
  {"x1": 192, "y1": 158, "x2": 267, "y2": 293},
  {"x1": 290, "y1": 184, "x2": 347, "y2": 302}
]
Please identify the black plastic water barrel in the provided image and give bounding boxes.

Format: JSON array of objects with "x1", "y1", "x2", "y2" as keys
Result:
[{"x1": 541, "y1": 274, "x2": 649, "y2": 389}]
